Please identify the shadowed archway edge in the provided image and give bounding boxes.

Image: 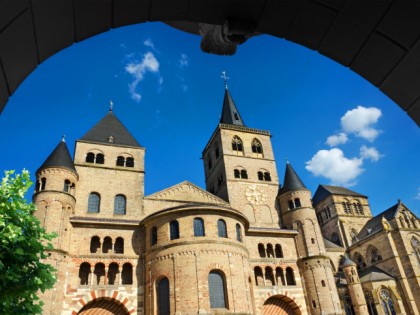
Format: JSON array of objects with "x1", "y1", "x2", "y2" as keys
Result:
[{"x1": 0, "y1": 0, "x2": 419, "y2": 125}]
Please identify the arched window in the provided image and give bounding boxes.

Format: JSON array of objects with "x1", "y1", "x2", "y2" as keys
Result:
[
  {"x1": 151, "y1": 227, "x2": 158, "y2": 245},
  {"x1": 94, "y1": 263, "x2": 105, "y2": 285},
  {"x1": 350, "y1": 228, "x2": 358, "y2": 243},
  {"x1": 108, "y1": 263, "x2": 119, "y2": 285},
  {"x1": 275, "y1": 244, "x2": 283, "y2": 258},
  {"x1": 231, "y1": 136, "x2": 243, "y2": 153},
  {"x1": 254, "y1": 267, "x2": 263, "y2": 286},
  {"x1": 102, "y1": 236, "x2": 112, "y2": 253},
  {"x1": 251, "y1": 138, "x2": 263, "y2": 156},
  {"x1": 116, "y1": 156, "x2": 125, "y2": 166},
  {"x1": 157, "y1": 277, "x2": 170, "y2": 315},
  {"x1": 353, "y1": 252, "x2": 366, "y2": 270},
  {"x1": 321, "y1": 280, "x2": 326, "y2": 287},
  {"x1": 64, "y1": 179, "x2": 71, "y2": 192},
  {"x1": 258, "y1": 243, "x2": 266, "y2": 258},
  {"x1": 380, "y1": 289, "x2": 396, "y2": 315},
  {"x1": 90, "y1": 236, "x2": 100, "y2": 253},
  {"x1": 257, "y1": 171, "x2": 264, "y2": 180},
  {"x1": 355, "y1": 201, "x2": 364, "y2": 215},
  {"x1": 234, "y1": 169, "x2": 240, "y2": 178},
  {"x1": 235, "y1": 224, "x2": 242, "y2": 242},
  {"x1": 41, "y1": 177, "x2": 46, "y2": 191},
  {"x1": 411, "y1": 237, "x2": 420, "y2": 266},
  {"x1": 86, "y1": 152, "x2": 95, "y2": 163},
  {"x1": 114, "y1": 194, "x2": 126, "y2": 215},
  {"x1": 96, "y1": 153, "x2": 105, "y2": 164},
  {"x1": 126, "y1": 157, "x2": 134, "y2": 167},
  {"x1": 79, "y1": 263, "x2": 90, "y2": 285},
  {"x1": 285, "y1": 267, "x2": 295, "y2": 285},
  {"x1": 122, "y1": 263, "x2": 133, "y2": 285},
  {"x1": 265, "y1": 267, "x2": 275, "y2": 286},
  {"x1": 342, "y1": 200, "x2": 352, "y2": 214},
  {"x1": 214, "y1": 144, "x2": 220, "y2": 159},
  {"x1": 217, "y1": 219, "x2": 227, "y2": 238},
  {"x1": 288, "y1": 200, "x2": 295, "y2": 210},
  {"x1": 170, "y1": 220, "x2": 180, "y2": 240},
  {"x1": 87, "y1": 192, "x2": 100, "y2": 213},
  {"x1": 294, "y1": 198, "x2": 301, "y2": 208},
  {"x1": 312, "y1": 300, "x2": 317, "y2": 309},
  {"x1": 368, "y1": 246, "x2": 383, "y2": 264},
  {"x1": 264, "y1": 172, "x2": 271, "y2": 181},
  {"x1": 194, "y1": 218, "x2": 205, "y2": 237},
  {"x1": 208, "y1": 270, "x2": 228, "y2": 309},
  {"x1": 114, "y1": 237, "x2": 124, "y2": 254},
  {"x1": 266, "y1": 244, "x2": 274, "y2": 258},
  {"x1": 275, "y1": 267, "x2": 285, "y2": 285},
  {"x1": 365, "y1": 291, "x2": 378, "y2": 315},
  {"x1": 240, "y1": 169, "x2": 248, "y2": 179}
]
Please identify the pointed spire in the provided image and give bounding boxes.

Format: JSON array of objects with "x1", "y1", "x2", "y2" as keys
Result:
[
  {"x1": 219, "y1": 88, "x2": 245, "y2": 126},
  {"x1": 38, "y1": 139, "x2": 77, "y2": 175},
  {"x1": 280, "y1": 162, "x2": 307, "y2": 194},
  {"x1": 80, "y1": 111, "x2": 142, "y2": 147}
]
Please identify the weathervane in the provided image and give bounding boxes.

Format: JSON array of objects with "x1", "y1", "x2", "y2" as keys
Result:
[
  {"x1": 110, "y1": 100, "x2": 114, "y2": 112},
  {"x1": 221, "y1": 71, "x2": 229, "y2": 89}
]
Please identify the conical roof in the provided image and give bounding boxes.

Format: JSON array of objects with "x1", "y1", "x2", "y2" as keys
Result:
[
  {"x1": 342, "y1": 257, "x2": 356, "y2": 267},
  {"x1": 80, "y1": 111, "x2": 141, "y2": 147},
  {"x1": 38, "y1": 139, "x2": 77, "y2": 175},
  {"x1": 220, "y1": 88, "x2": 245, "y2": 126},
  {"x1": 279, "y1": 162, "x2": 307, "y2": 194}
]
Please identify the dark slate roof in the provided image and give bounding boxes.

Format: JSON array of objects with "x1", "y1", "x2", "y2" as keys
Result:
[
  {"x1": 359, "y1": 266, "x2": 394, "y2": 283},
  {"x1": 342, "y1": 257, "x2": 356, "y2": 267},
  {"x1": 80, "y1": 111, "x2": 141, "y2": 147},
  {"x1": 38, "y1": 140, "x2": 77, "y2": 175},
  {"x1": 323, "y1": 238, "x2": 344, "y2": 249},
  {"x1": 357, "y1": 202, "x2": 400, "y2": 241},
  {"x1": 279, "y1": 162, "x2": 307, "y2": 194},
  {"x1": 312, "y1": 184, "x2": 366, "y2": 205},
  {"x1": 220, "y1": 88, "x2": 245, "y2": 126}
]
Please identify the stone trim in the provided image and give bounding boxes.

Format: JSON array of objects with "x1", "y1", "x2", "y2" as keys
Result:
[{"x1": 71, "y1": 290, "x2": 136, "y2": 314}]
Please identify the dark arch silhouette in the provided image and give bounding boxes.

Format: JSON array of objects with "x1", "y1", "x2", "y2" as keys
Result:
[
  {"x1": 77, "y1": 297, "x2": 129, "y2": 315},
  {"x1": 0, "y1": 2, "x2": 419, "y2": 125}
]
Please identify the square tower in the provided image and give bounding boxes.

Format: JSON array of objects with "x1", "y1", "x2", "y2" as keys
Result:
[{"x1": 202, "y1": 88, "x2": 280, "y2": 225}]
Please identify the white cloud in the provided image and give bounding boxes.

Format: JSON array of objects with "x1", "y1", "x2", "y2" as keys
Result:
[
  {"x1": 178, "y1": 54, "x2": 189, "y2": 67},
  {"x1": 125, "y1": 52, "x2": 160, "y2": 102},
  {"x1": 360, "y1": 145, "x2": 382, "y2": 162},
  {"x1": 341, "y1": 106, "x2": 382, "y2": 141},
  {"x1": 143, "y1": 39, "x2": 159, "y2": 52},
  {"x1": 326, "y1": 132, "x2": 348, "y2": 147},
  {"x1": 306, "y1": 148, "x2": 364, "y2": 186}
]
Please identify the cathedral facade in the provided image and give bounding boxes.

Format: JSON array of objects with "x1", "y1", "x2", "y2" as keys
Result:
[{"x1": 33, "y1": 87, "x2": 420, "y2": 315}]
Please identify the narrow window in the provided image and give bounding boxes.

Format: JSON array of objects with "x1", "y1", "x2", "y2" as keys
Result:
[
  {"x1": 90, "y1": 236, "x2": 100, "y2": 253},
  {"x1": 87, "y1": 192, "x2": 100, "y2": 213},
  {"x1": 96, "y1": 153, "x2": 105, "y2": 164},
  {"x1": 321, "y1": 280, "x2": 326, "y2": 287},
  {"x1": 264, "y1": 172, "x2": 271, "y2": 181},
  {"x1": 288, "y1": 200, "x2": 294, "y2": 210},
  {"x1": 122, "y1": 263, "x2": 133, "y2": 285},
  {"x1": 114, "y1": 194, "x2": 126, "y2": 215},
  {"x1": 208, "y1": 270, "x2": 228, "y2": 309},
  {"x1": 235, "y1": 224, "x2": 242, "y2": 242},
  {"x1": 64, "y1": 179, "x2": 71, "y2": 193},
  {"x1": 265, "y1": 267, "x2": 275, "y2": 285},
  {"x1": 240, "y1": 169, "x2": 248, "y2": 179},
  {"x1": 126, "y1": 157, "x2": 134, "y2": 167},
  {"x1": 311, "y1": 238, "x2": 315, "y2": 244},
  {"x1": 294, "y1": 198, "x2": 301, "y2": 208},
  {"x1": 254, "y1": 267, "x2": 263, "y2": 286},
  {"x1": 275, "y1": 267, "x2": 285, "y2": 286},
  {"x1": 232, "y1": 136, "x2": 243, "y2": 153},
  {"x1": 86, "y1": 152, "x2": 95, "y2": 163},
  {"x1": 215, "y1": 144, "x2": 220, "y2": 159},
  {"x1": 266, "y1": 244, "x2": 274, "y2": 258},
  {"x1": 208, "y1": 157, "x2": 213, "y2": 170},
  {"x1": 217, "y1": 219, "x2": 227, "y2": 238},
  {"x1": 257, "y1": 171, "x2": 264, "y2": 180},
  {"x1": 157, "y1": 278, "x2": 170, "y2": 315},
  {"x1": 114, "y1": 237, "x2": 124, "y2": 254},
  {"x1": 116, "y1": 156, "x2": 125, "y2": 166},
  {"x1": 251, "y1": 139, "x2": 263, "y2": 155},
  {"x1": 194, "y1": 218, "x2": 205, "y2": 237},
  {"x1": 79, "y1": 263, "x2": 91, "y2": 285},
  {"x1": 151, "y1": 227, "x2": 158, "y2": 246},
  {"x1": 312, "y1": 300, "x2": 317, "y2": 308},
  {"x1": 41, "y1": 177, "x2": 47, "y2": 191},
  {"x1": 275, "y1": 244, "x2": 283, "y2": 258},
  {"x1": 234, "y1": 169, "x2": 240, "y2": 178},
  {"x1": 285, "y1": 267, "x2": 296, "y2": 285},
  {"x1": 94, "y1": 263, "x2": 105, "y2": 285},
  {"x1": 170, "y1": 220, "x2": 180, "y2": 240},
  {"x1": 234, "y1": 112, "x2": 239, "y2": 121},
  {"x1": 102, "y1": 236, "x2": 112, "y2": 253},
  {"x1": 258, "y1": 243, "x2": 266, "y2": 258},
  {"x1": 108, "y1": 263, "x2": 119, "y2": 285}
]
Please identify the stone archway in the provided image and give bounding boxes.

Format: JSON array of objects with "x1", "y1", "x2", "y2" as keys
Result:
[
  {"x1": 77, "y1": 298, "x2": 130, "y2": 315},
  {"x1": 262, "y1": 295, "x2": 302, "y2": 315}
]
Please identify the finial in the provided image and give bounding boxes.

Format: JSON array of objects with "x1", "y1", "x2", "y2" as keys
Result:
[
  {"x1": 109, "y1": 100, "x2": 114, "y2": 112},
  {"x1": 397, "y1": 198, "x2": 401, "y2": 203},
  {"x1": 61, "y1": 135, "x2": 66, "y2": 142},
  {"x1": 286, "y1": 157, "x2": 289, "y2": 164},
  {"x1": 221, "y1": 71, "x2": 229, "y2": 90}
]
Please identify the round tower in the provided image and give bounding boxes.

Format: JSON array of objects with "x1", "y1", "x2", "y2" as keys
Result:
[
  {"x1": 278, "y1": 162, "x2": 341, "y2": 315},
  {"x1": 32, "y1": 138, "x2": 78, "y2": 250},
  {"x1": 342, "y1": 257, "x2": 368, "y2": 315}
]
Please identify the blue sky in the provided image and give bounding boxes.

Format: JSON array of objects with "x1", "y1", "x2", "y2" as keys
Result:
[{"x1": 0, "y1": 22, "x2": 418, "y2": 216}]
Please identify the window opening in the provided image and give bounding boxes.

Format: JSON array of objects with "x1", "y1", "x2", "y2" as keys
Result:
[
  {"x1": 217, "y1": 219, "x2": 227, "y2": 238},
  {"x1": 170, "y1": 220, "x2": 180, "y2": 240},
  {"x1": 208, "y1": 271, "x2": 228, "y2": 309},
  {"x1": 194, "y1": 218, "x2": 205, "y2": 237},
  {"x1": 114, "y1": 194, "x2": 126, "y2": 215},
  {"x1": 87, "y1": 192, "x2": 100, "y2": 213}
]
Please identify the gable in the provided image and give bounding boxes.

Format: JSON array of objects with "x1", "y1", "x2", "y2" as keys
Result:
[{"x1": 146, "y1": 181, "x2": 229, "y2": 206}]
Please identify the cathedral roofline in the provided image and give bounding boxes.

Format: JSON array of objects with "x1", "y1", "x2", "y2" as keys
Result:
[{"x1": 312, "y1": 184, "x2": 367, "y2": 206}]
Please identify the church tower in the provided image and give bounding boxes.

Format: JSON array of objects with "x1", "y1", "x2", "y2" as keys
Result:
[
  {"x1": 278, "y1": 162, "x2": 341, "y2": 314},
  {"x1": 342, "y1": 257, "x2": 368, "y2": 315},
  {"x1": 202, "y1": 80, "x2": 280, "y2": 225}
]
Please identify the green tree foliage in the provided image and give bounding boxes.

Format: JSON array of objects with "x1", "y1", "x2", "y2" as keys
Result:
[{"x1": 0, "y1": 170, "x2": 56, "y2": 314}]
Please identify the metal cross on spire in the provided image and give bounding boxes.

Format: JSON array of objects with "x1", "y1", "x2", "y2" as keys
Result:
[
  {"x1": 221, "y1": 71, "x2": 229, "y2": 90},
  {"x1": 109, "y1": 100, "x2": 114, "y2": 112}
]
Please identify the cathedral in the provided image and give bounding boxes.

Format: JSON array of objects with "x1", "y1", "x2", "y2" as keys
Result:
[{"x1": 33, "y1": 86, "x2": 420, "y2": 315}]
